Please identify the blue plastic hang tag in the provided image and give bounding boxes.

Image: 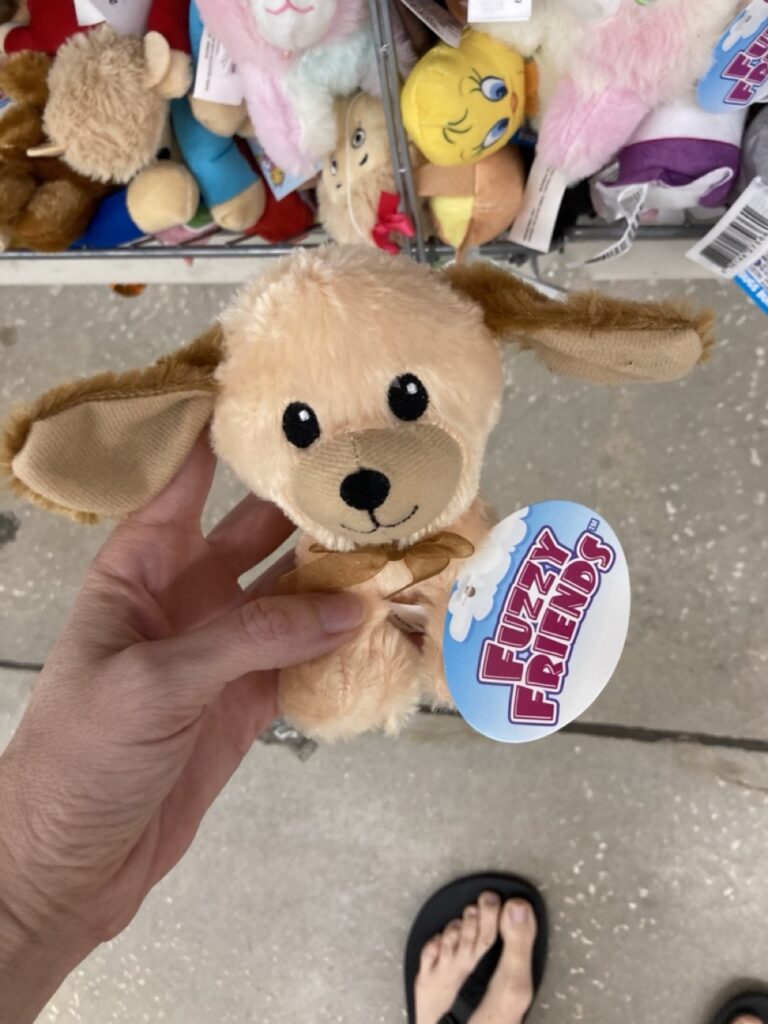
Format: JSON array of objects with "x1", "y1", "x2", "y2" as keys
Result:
[
  {"x1": 443, "y1": 501, "x2": 630, "y2": 743},
  {"x1": 698, "y1": 0, "x2": 768, "y2": 112}
]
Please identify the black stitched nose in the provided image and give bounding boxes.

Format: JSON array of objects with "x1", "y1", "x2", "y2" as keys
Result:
[{"x1": 340, "y1": 468, "x2": 390, "y2": 511}]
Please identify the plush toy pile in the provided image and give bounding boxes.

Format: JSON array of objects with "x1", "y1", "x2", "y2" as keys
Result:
[{"x1": 0, "y1": 0, "x2": 763, "y2": 258}]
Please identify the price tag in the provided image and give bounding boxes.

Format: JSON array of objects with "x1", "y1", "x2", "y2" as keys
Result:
[
  {"x1": 74, "y1": 0, "x2": 152, "y2": 35},
  {"x1": 468, "y1": 0, "x2": 531, "y2": 23},
  {"x1": 687, "y1": 177, "x2": 768, "y2": 279},
  {"x1": 507, "y1": 155, "x2": 566, "y2": 254},
  {"x1": 443, "y1": 502, "x2": 630, "y2": 744},
  {"x1": 192, "y1": 26, "x2": 245, "y2": 106}
]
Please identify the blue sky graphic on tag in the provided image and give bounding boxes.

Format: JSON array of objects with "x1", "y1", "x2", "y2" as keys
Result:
[
  {"x1": 698, "y1": 0, "x2": 768, "y2": 111},
  {"x1": 443, "y1": 501, "x2": 630, "y2": 743}
]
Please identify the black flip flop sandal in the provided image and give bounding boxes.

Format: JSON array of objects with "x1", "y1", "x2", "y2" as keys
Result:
[
  {"x1": 712, "y1": 991, "x2": 768, "y2": 1024},
  {"x1": 404, "y1": 872, "x2": 548, "y2": 1024}
]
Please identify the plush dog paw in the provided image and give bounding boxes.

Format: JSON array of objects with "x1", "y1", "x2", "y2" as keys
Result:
[
  {"x1": 279, "y1": 623, "x2": 422, "y2": 742},
  {"x1": 127, "y1": 162, "x2": 199, "y2": 234},
  {"x1": 211, "y1": 180, "x2": 266, "y2": 232},
  {"x1": 189, "y1": 97, "x2": 249, "y2": 138},
  {"x1": 143, "y1": 32, "x2": 192, "y2": 99}
]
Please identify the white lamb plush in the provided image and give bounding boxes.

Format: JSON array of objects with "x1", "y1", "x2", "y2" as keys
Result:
[{"x1": 448, "y1": 508, "x2": 530, "y2": 643}]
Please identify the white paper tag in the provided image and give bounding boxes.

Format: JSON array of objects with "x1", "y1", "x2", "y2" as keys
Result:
[
  {"x1": 507, "y1": 156, "x2": 567, "y2": 253},
  {"x1": 74, "y1": 0, "x2": 105, "y2": 27},
  {"x1": 74, "y1": 0, "x2": 152, "y2": 35},
  {"x1": 468, "y1": 0, "x2": 531, "y2": 23},
  {"x1": 192, "y1": 26, "x2": 245, "y2": 106},
  {"x1": 397, "y1": 0, "x2": 462, "y2": 46},
  {"x1": 687, "y1": 176, "x2": 768, "y2": 279}
]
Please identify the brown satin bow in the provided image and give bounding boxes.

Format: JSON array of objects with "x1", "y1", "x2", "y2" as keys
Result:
[{"x1": 280, "y1": 531, "x2": 475, "y2": 599}]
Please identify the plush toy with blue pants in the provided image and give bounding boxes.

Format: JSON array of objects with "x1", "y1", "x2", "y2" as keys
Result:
[{"x1": 170, "y1": 1, "x2": 265, "y2": 231}]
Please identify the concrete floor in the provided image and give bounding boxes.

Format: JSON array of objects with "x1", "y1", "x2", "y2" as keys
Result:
[{"x1": 1, "y1": 268, "x2": 767, "y2": 1023}]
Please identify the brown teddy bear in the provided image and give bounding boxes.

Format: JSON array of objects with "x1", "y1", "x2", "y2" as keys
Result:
[
  {"x1": 1, "y1": 247, "x2": 712, "y2": 740},
  {"x1": 0, "y1": 50, "x2": 111, "y2": 251}
]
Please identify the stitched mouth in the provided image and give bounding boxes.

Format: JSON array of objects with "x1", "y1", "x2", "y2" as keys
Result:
[
  {"x1": 342, "y1": 505, "x2": 419, "y2": 534},
  {"x1": 265, "y1": 0, "x2": 315, "y2": 13}
]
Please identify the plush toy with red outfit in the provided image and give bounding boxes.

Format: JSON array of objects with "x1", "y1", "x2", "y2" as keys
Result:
[{"x1": 1, "y1": 0, "x2": 192, "y2": 100}]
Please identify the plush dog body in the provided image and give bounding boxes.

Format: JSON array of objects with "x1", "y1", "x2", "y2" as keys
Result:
[{"x1": 2, "y1": 247, "x2": 713, "y2": 740}]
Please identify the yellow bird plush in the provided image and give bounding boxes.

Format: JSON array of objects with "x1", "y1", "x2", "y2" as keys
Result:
[{"x1": 401, "y1": 29, "x2": 529, "y2": 167}]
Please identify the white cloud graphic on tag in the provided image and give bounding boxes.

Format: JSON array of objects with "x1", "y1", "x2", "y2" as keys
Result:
[{"x1": 448, "y1": 507, "x2": 529, "y2": 642}]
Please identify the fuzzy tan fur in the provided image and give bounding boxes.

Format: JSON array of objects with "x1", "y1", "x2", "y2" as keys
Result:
[
  {"x1": 446, "y1": 261, "x2": 714, "y2": 382},
  {"x1": 1, "y1": 248, "x2": 714, "y2": 739},
  {"x1": 0, "y1": 51, "x2": 110, "y2": 251},
  {"x1": 44, "y1": 25, "x2": 168, "y2": 184}
]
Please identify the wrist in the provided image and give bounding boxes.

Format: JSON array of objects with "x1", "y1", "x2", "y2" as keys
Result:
[{"x1": 0, "y1": 771, "x2": 95, "y2": 1023}]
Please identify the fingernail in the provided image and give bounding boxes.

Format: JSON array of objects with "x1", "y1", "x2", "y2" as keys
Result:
[
  {"x1": 313, "y1": 593, "x2": 366, "y2": 634},
  {"x1": 508, "y1": 901, "x2": 529, "y2": 925}
]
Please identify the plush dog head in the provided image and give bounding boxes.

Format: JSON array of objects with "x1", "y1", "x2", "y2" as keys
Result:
[
  {"x1": 2, "y1": 246, "x2": 712, "y2": 549},
  {"x1": 26, "y1": 24, "x2": 182, "y2": 184}
]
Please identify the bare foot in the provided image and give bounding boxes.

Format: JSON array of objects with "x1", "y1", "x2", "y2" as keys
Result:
[
  {"x1": 415, "y1": 891, "x2": 501, "y2": 1024},
  {"x1": 470, "y1": 898, "x2": 537, "y2": 1024},
  {"x1": 732, "y1": 1018, "x2": 763, "y2": 1024}
]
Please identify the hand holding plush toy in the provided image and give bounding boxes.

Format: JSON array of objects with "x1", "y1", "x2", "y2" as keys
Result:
[{"x1": 2, "y1": 249, "x2": 712, "y2": 740}]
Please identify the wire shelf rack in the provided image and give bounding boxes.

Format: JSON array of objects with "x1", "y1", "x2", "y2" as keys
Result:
[{"x1": 0, "y1": 0, "x2": 710, "y2": 267}]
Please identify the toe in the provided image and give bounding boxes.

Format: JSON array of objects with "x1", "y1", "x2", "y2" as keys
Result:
[
  {"x1": 460, "y1": 903, "x2": 480, "y2": 951},
  {"x1": 441, "y1": 919, "x2": 462, "y2": 956},
  {"x1": 419, "y1": 936, "x2": 441, "y2": 974},
  {"x1": 477, "y1": 891, "x2": 501, "y2": 950},
  {"x1": 495, "y1": 899, "x2": 537, "y2": 1008}
]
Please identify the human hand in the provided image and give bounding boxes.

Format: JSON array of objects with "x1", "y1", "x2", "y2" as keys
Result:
[{"x1": 0, "y1": 438, "x2": 364, "y2": 1023}]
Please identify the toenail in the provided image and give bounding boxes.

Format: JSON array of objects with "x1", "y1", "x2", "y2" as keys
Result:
[
  {"x1": 508, "y1": 901, "x2": 529, "y2": 924},
  {"x1": 481, "y1": 892, "x2": 500, "y2": 906},
  {"x1": 465, "y1": 906, "x2": 478, "y2": 917}
]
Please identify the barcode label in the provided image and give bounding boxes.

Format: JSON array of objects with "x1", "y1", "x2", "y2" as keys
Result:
[{"x1": 687, "y1": 177, "x2": 768, "y2": 278}]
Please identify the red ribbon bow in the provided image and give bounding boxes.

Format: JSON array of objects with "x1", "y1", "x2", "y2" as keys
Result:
[{"x1": 371, "y1": 191, "x2": 416, "y2": 254}]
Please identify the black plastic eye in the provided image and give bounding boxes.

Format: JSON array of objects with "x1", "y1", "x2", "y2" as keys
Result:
[
  {"x1": 388, "y1": 374, "x2": 428, "y2": 422},
  {"x1": 157, "y1": 147, "x2": 171, "y2": 161},
  {"x1": 282, "y1": 402, "x2": 320, "y2": 449},
  {"x1": 351, "y1": 127, "x2": 366, "y2": 149},
  {"x1": 330, "y1": 157, "x2": 338, "y2": 176}
]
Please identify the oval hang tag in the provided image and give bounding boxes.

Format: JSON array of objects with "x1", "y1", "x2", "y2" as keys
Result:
[{"x1": 443, "y1": 501, "x2": 630, "y2": 743}]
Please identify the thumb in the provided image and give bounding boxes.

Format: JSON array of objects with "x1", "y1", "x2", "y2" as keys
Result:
[{"x1": 123, "y1": 592, "x2": 366, "y2": 706}]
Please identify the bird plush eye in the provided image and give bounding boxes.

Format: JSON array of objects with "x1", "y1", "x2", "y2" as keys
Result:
[
  {"x1": 481, "y1": 117, "x2": 510, "y2": 150},
  {"x1": 330, "y1": 158, "x2": 338, "y2": 176},
  {"x1": 480, "y1": 77, "x2": 507, "y2": 102},
  {"x1": 351, "y1": 127, "x2": 366, "y2": 149},
  {"x1": 283, "y1": 402, "x2": 321, "y2": 448},
  {"x1": 388, "y1": 374, "x2": 429, "y2": 421}
]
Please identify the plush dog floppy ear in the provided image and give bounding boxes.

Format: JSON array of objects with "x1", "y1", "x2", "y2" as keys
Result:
[
  {"x1": 1, "y1": 327, "x2": 222, "y2": 522},
  {"x1": 445, "y1": 261, "x2": 713, "y2": 384}
]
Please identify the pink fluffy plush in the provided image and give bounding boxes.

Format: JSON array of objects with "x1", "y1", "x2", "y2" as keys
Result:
[
  {"x1": 196, "y1": 0, "x2": 376, "y2": 177},
  {"x1": 538, "y1": 0, "x2": 739, "y2": 183}
]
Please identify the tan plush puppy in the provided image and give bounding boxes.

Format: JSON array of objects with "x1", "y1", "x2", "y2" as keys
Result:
[{"x1": 2, "y1": 247, "x2": 713, "y2": 740}]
